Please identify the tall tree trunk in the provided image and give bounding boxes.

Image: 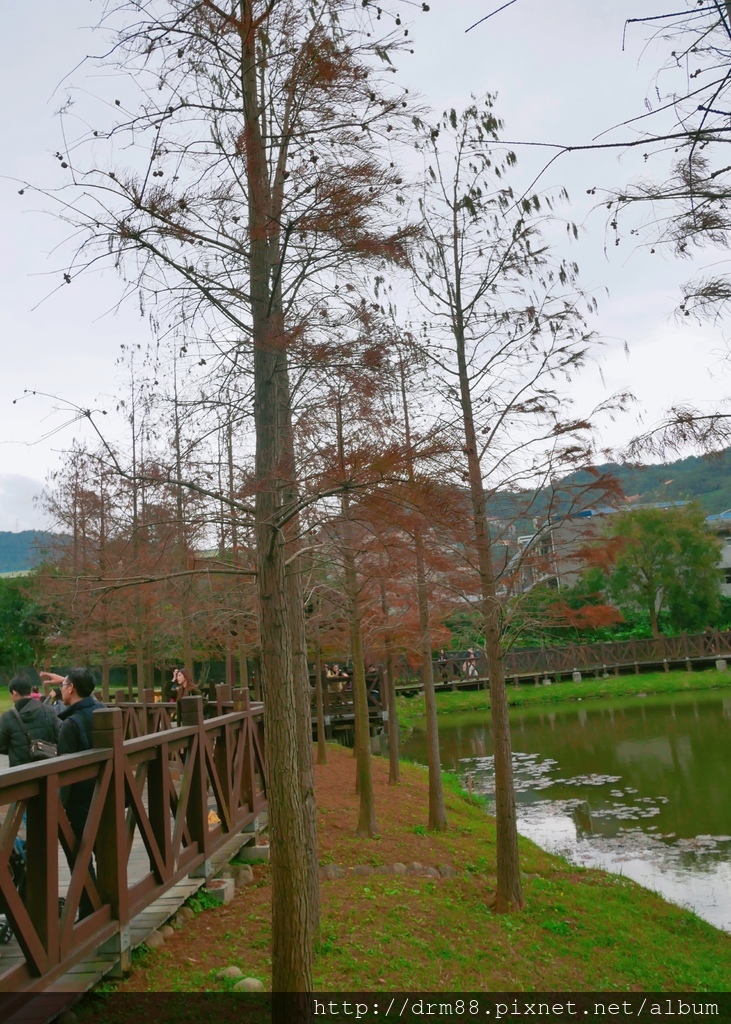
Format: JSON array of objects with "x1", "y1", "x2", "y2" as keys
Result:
[
  {"x1": 314, "y1": 618, "x2": 328, "y2": 765},
  {"x1": 238, "y1": 622, "x2": 248, "y2": 689},
  {"x1": 225, "y1": 651, "x2": 233, "y2": 687},
  {"x1": 343, "y1": 497, "x2": 378, "y2": 837},
  {"x1": 649, "y1": 599, "x2": 660, "y2": 639},
  {"x1": 135, "y1": 640, "x2": 145, "y2": 699},
  {"x1": 415, "y1": 527, "x2": 447, "y2": 830},
  {"x1": 455, "y1": 317, "x2": 524, "y2": 913},
  {"x1": 400, "y1": 356, "x2": 445, "y2": 828},
  {"x1": 240, "y1": 3, "x2": 313, "y2": 992},
  {"x1": 286, "y1": 555, "x2": 320, "y2": 941},
  {"x1": 101, "y1": 656, "x2": 110, "y2": 703},
  {"x1": 172, "y1": 351, "x2": 194, "y2": 675},
  {"x1": 380, "y1": 577, "x2": 400, "y2": 785}
]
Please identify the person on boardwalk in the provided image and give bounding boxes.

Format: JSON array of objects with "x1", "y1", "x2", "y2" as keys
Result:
[
  {"x1": 57, "y1": 668, "x2": 104, "y2": 919},
  {"x1": 0, "y1": 676, "x2": 61, "y2": 867},
  {"x1": 171, "y1": 667, "x2": 201, "y2": 721},
  {"x1": 0, "y1": 676, "x2": 61, "y2": 768}
]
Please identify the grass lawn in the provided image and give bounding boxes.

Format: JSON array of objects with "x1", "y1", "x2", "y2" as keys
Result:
[
  {"x1": 397, "y1": 667, "x2": 731, "y2": 728},
  {"x1": 80, "y1": 745, "x2": 731, "y2": 1005}
]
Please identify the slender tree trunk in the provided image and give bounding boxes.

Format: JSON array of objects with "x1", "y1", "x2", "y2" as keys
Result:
[
  {"x1": 276, "y1": 287, "x2": 320, "y2": 946},
  {"x1": 314, "y1": 618, "x2": 328, "y2": 765},
  {"x1": 240, "y1": 3, "x2": 312, "y2": 992},
  {"x1": 343, "y1": 498, "x2": 377, "y2": 837},
  {"x1": 172, "y1": 352, "x2": 194, "y2": 675},
  {"x1": 238, "y1": 623, "x2": 248, "y2": 689},
  {"x1": 415, "y1": 527, "x2": 447, "y2": 830},
  {"x1": 101, "y1": 656, "x2": 110, "y2": 703},
  {"x1": 135, "y1": 641, "x2": 145, "y2": 699},
  {"x1": 286, "y1": 555, "x2": 320, "y2": 941},
  {"x1": 454, "y1": 315, "x2": 524, "y2": 912},
  {"x1": 380, "y1": 577, "x2": 400, "y2": 785},
  {"x1": 399, "y1": 356, "x2": 445, "y2": 828}
]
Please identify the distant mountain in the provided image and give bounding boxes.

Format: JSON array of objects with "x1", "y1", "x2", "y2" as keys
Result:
[
  {"x1": 0, "y1": 531, "x2": 55, "y2": 574},
  {"x1": 481, "y1": 449, "x2": 731, "y2": 530},
  {"x1": 561, "y1": 450, "x2": 731, "y2": 515}
]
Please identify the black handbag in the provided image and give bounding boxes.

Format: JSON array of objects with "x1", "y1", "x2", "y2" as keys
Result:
[{"x1": 12, "y1": 707, "x2": 58, "y2": 761}]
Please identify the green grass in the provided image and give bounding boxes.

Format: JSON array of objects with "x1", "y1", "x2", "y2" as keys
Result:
[
  {"x1": 397, "y1": 667, "x2": 731, "y2": 727},
  {"x1": 310, "y1": 766, "x2": 731, "y2": 993},
  {"x1": 74, "y1": 749, "x2": 731, "y2": 1001},
  {"x1": 185, "y1": 888, "x2": 222, "y2": 915}
]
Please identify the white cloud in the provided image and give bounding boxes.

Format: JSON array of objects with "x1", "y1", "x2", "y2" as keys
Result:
[{"x1": 0, "y1": 474, "x2": 49, "y2": 532}]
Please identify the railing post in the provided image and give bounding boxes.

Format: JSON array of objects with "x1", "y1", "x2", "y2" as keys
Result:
[
  {"x1": 180, "y1": 695, "x2": 211, "y2": 878},
  {"x1": 94, "y1": 707, "x2": 131, "y2": 975},
  {"x1": 215, "y1": 683, "x2": 232, "y2": 717},
  {"x1": 683, "y1": 631, "x2": 692, "y2": 671},
  {"x1": 239, "y1": 687, "x2": 257, "y2": 817},
  {"x1": 26, "y1": 768, "x2": 60, "y2": 972},
  {"x1": 141, "y1": 687, "x2": 156, "y2": 734}
]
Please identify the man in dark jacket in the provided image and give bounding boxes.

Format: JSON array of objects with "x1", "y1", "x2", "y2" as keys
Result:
[
  {"x1": 0, "y1": 676, "x2": 61, "y2": 767},
  {"x1": 57, "y1": 667, "x2": 104, "y2": 919},
  {"x1": 0, "y1": 676, "x2": 62, "y2": 864}
]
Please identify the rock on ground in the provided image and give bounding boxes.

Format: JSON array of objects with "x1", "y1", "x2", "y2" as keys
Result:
[
  {"x1": 234, "y1": 864, "x2": 255, "y2": 886},
  {"x1": 217, "y1": 966, "x2": 244, "y2": 980},
  {"x1": 233, "y1": 977, "x2": 265, "y2": 992},
  {"x1": 146, "y1": 930, "x2": 165, "y2": 949}
]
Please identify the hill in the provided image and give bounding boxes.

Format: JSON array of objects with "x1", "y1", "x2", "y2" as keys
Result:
[
  {"x1": 0, "y1": 531, "x2": 54, "y2": 574},
  {"x1": 564, "y1": 450, "x2": 731, "y2": 515}
]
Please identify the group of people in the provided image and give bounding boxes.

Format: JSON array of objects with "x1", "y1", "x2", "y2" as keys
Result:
[
  {"x1": 437, "y1": 647, "x2": 480, "y2": 679},
  {"x1": 0, "y1": 663, "x2": 199, "y2": 922},
  {"x1": 0, "y1": 669, "x2": 102, "y2": 918}
]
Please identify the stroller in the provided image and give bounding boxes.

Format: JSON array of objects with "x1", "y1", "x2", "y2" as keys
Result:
[{"x1": 0, "y1": 843, "x2": 27, "y2": 944}]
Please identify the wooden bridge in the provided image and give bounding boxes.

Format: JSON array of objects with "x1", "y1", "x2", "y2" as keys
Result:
[
  {"x1": 0, "y1": 687, "x2": 266, "y2": 1023},
  {"x1": 311, "y1": 670, "x2": 385, "y2": 745},
  {"x1": 394, "y1": 629, "x2": 731, "y2": 695}
]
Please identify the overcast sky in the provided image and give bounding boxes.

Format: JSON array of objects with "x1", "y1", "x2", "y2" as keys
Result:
[{"x1": 2, "y1": 0, "x2": 729, "y2": 530}]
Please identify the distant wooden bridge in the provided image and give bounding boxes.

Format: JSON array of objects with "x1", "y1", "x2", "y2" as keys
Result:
[
  {"x1": 311, "y1": 670, "x2": 385, "y2": 746},
  {"x1": 392, "y1": 629, "x2": 731, "y2": 696},
  {"x1": 0, "y1": 687, "x2": 266, "y2": 1023}
]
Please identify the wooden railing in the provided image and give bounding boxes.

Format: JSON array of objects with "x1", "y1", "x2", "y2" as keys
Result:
[
  {"x1": 0, "y1": 689, "x2": 265, "y2": 994},
  {"x1": 108, "y1": 689, "x2": 176, "y2": 738},
  {"x1": 427, "y1": 629, "x2": 731, "y2": 685},
  {"x1": 107, "y1": 683, "x2": 246, "y2": 739}
]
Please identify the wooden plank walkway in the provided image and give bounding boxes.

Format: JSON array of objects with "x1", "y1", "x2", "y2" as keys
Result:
[{"x1": 1, "y1": 830, "x2": 257, "y2": 1024}]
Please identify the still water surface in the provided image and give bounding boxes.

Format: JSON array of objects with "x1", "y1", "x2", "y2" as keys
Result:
[{"x1": 401, "y1": 688, "x2": 731, "y2": 932}]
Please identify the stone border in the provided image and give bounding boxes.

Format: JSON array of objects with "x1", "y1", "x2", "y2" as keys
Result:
[{"x1": 319, "y1": 862, "x2": 457, "y2": 879}]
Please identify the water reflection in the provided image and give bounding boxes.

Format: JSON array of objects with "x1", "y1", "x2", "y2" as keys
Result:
[{"x1": 401, "y1": 688, "x2": 731, "y2": 933}]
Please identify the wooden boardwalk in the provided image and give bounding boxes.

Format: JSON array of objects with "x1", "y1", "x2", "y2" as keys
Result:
[
  {"x1": 0, "y1": 750, "x2": 262, "y2": 1023},
  {"x1": 0, "y1": 693, "x2": 267, "y2": 1021}
]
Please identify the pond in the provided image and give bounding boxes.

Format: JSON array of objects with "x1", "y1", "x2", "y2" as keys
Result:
[{"x1": 400, "y1": 687, "x2": 731, "y2": 933}]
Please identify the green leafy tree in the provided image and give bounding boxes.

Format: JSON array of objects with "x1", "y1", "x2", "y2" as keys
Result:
[
  {"x1": 606, "y1": 505, "x2": 721, "y2": 638},
  {"x1": 0, "y1": 578, "x2": 44, "y2": 674}
]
